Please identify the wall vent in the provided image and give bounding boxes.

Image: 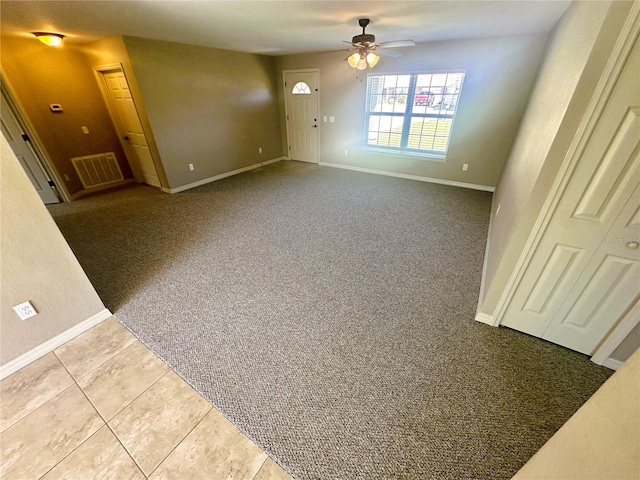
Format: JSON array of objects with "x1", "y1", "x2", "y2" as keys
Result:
[{"x1": 71, "y1": 152, "x2": 124, "y2": 189}]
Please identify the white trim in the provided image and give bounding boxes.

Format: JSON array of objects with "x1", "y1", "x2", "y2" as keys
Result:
[
  {"x1": 490, "y1": 5, "x2": 640, "y2": 327},
  {"x1": 93, "y1": 63, "x2": 166, "y2": 189},
  {"x1": 0, "y1": 309, "x2": 112, "y2": 380},
  {"x1": 475, "y1": 312, "x2": 495, "y2": 325},
  {"x1": 0, "y1": 79, "x2": 70, "y2": 202},
  {"x1": 477, "y1": 199, "x2": 495, "y2": 317},
  {"x1": 319, "y1": 162, "x2": 495, "y2": 192},
  {"x1": 591, "y1": 299, "x2": 640, "y2": 366},
  {"x1": 161, "y1": 157, "x2": 285, "y2": 194},
  {"x1": 602, "y1": 358, "x2": 624, "y2": 371}
]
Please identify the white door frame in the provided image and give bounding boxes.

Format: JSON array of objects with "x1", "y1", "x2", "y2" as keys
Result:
[
  {"x1": 0, "y1": 78, "x2": 70, "y2": 202},
  {"x1": 481, "y1": 4, "x2": 640, "y2": 361},
  {"x1": 283, "y1": 68, "x2": 320, "y2": 163},
  {"x1": 93, "y1": 63, "x2": 163, "y2": 187}
]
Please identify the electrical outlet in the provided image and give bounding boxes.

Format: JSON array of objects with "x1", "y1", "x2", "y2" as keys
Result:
[
  {"x1": 13, "y1": 301, "x2": 38, "y2": 321},
  {"x1": 344, "y1": 149, "x2": 348, "y2": 156},
  {"x1": 188, "y1": 163, "x2": 194, "y2": 171},
  {"x1": 462, "y1": 163, "x2": 469, "y2": 171},
  {"x1": 258, "y1": 147, "x2": 263, "y2": 154}
]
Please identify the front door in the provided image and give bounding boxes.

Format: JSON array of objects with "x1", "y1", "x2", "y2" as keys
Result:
[
  {"x1": 284, "y1": 71, "x2": 319, "y2": 163},
  {"x1": 501, "y1": 37, "x2": 640, "y2": 355},
  {"x1": 1, "y1": 95, "x2": 59, "y2": 204},
  {"x1": 100, "y1": 69, "x2": 161, "y2": 188}
]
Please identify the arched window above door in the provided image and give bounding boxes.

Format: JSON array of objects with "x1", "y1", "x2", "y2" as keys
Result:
[{"x1": 292, "y1": 82, "x2": 311, "y2": 95}]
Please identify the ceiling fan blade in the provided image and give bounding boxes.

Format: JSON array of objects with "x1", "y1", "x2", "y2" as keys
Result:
[
  {"x1": 377, "y1": 40, "x2": 415, "y2": 48},
  {"x1": 376, "y1": 48, "x2": 402, "y2": 58}
]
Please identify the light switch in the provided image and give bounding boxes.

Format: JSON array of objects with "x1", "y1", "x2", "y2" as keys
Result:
[
  {"x1": 81, "y1": 126, "x2": 90, "y2": 134},
  {"x1": 323, "y1": 116, "x2": 327, "y2": 123},
  {"x1": 329, "y1": 116, "x2": 335, "y2": 123}
]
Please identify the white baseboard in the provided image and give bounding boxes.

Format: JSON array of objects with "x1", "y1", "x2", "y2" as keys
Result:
[
  {"x1": 318, "y1": 162, "x2": 495, "y2": 192},
  {"x1": 602, "y1": 358, "x2": 624, "y2": 371},
  {"x1": 0, "y1": 309, "x2": 112, "y2": 380},
  {"x1": 475, "y1": 312, "x2": 497, "y2": 326},
  {"x1": 162, "y1": 157, "x2": 286, "y2": 194}
]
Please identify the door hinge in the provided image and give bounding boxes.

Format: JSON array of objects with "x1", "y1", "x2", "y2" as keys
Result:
[
  {"x1": 21, "y1": 133, "x2": 30, "y2": 142},
  {"x1": 284, "y1": 81, "x2": 287, "y2": 87}
]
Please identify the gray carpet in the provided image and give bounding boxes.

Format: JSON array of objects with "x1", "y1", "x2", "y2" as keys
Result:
[{"x1": 49, "y1": 161, "x2": 612, "y2": 479}]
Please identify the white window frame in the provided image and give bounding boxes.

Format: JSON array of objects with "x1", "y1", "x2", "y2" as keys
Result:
[{"x1": 363, "y1": 71, "x2": 465, "y2": 160}]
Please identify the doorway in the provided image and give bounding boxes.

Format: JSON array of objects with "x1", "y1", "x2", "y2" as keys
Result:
[
  {"x1": 283, "y1": 70, "x2": 319, "y2": 163},
  {"x1": 95, "y1": 65, "x2": 162, "y2": 188},
  {"x1": 500, "y1": 35, "x2": 640, "y2": 356},
  {"x1": 1, "y1": 88, "x2": 60, "y2": 204}
]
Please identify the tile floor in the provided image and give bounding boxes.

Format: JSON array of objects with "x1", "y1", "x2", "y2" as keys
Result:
[{"x1": 0, "y1": 317, "x2": 293, "y2": 480}]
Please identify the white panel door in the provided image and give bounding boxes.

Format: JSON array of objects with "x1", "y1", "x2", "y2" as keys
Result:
[
  {"x1": 102, "y1": 70, "x2": 161, "y2": 188},
  {"x1": 1, "y1": 95, "x2": 59, "y2": 204},
  {"x1": 501, "y1": 36, "x2": 640, "y2": 355},
  {"x1": 543, "y1": 185, "x2": 639, "y2": 353},
  {"x1": 284, "y1": 71, "x2": 319, "y2": 163}
]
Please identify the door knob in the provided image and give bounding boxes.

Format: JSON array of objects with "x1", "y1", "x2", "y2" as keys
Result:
[
  {"x1": 312, "y1": 125, "x2": 317, "y2": 128},
  {"x1": 627, "y1": 241, "x2": 639, "y2": 249},
  {"x1": 124, "y1": 136, "x2": 130, "y2": 140}
]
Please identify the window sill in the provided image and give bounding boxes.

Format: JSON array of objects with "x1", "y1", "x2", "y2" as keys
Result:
[{"x1": 362, "y1": 147, "x2": 447, "y2": 162}]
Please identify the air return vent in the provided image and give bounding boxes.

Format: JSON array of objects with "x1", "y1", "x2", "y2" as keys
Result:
[{"x1": 71, "y1": 152, "x2": 123, "y2": 189}]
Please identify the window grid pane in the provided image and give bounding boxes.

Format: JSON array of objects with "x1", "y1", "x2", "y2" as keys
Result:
[
  {"x1": 365, "y1": 72, "x2": 463, "y2": 155},
  {"x1": 292, "y1": 82, "x2": 311, "y2": 95}
]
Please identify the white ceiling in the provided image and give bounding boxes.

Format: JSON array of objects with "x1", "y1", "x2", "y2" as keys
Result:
[{"x1": 1, "y1": 1, "x2": 572, "y2": 55}]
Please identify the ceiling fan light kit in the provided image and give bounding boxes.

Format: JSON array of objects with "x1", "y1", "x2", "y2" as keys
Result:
[
  {"x1": 347, "y1": 50, "x2": 379, "y2": 70},
  {"x1": 345, "y1": 18, "x2": 414, "y2": 70}
]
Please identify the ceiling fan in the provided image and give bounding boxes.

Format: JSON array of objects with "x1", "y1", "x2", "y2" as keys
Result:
[{"x1": 344, "y1": 18, "x2": 415, "y2": 70}]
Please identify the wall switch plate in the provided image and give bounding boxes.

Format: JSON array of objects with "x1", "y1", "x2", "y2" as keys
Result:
[
  {"x1": 258, "y1": 147, "x2": 262, "y2": 154},
  {"x1": 329, "y1": 116, "x2": 335, "y2": 123},
  {"x1": 462, "y1": 163, "x2": 468, "y2": 171},
  {"x1": 13, "y1": 301, "x2": 38, "y2": 321},
  {"x1": 188, "y1": 163, "x2": 194, "y2": 171},
  {"x1": 344, "y1": 149, "x2": 348, "y2": 156},
  {"x1": 81, "y1": 126, "x2": 90, "y2": 134},
  {"x1": 49, "y1": 104, "x2": 63, "y2": 113},
  {"x1": 323, "y1": 116, "x2": 327, "y2": 122}
]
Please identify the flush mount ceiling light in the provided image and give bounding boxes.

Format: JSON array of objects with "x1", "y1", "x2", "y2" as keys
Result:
[
  {"x1": 343, "y1": 19, "x2": 415, "y2": 70},
  {"x1": 33, "y1": 32, "x2": 65, "y2": 47}
]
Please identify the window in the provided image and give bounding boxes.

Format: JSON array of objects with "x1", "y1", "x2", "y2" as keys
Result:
[
  {"x1": 364, "y1": 72, "x2": 465, "y2": 157},
  {"x1": 292, "y1": 82, "x2": 311, "y2": 95}
]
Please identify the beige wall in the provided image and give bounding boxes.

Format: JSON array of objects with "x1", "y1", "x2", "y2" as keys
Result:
[
  {"x1": 0, "y1": 133, "x2": 106, "y2": 365},
  {"x1": 0, "y1": 35, "x2": 132, "y2": 195},
  {"x1": 121, "y1": 36, "x2": 283, "y2": 189},
  {"x1": 275, "y1": 33, "x2": 548, "y2": 188},
  {"x1": 479, "y1": 0, "x2": 634, "y2": 316}
]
